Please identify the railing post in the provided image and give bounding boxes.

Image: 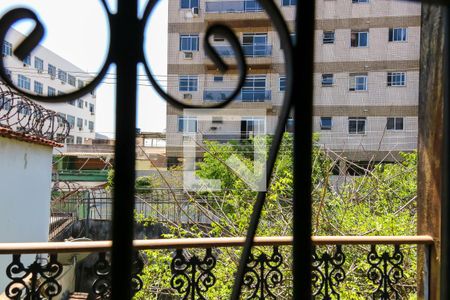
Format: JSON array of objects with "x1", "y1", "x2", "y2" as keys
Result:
[{"x1": 417, "y1": 3, "x2": 449, "y2": 299}]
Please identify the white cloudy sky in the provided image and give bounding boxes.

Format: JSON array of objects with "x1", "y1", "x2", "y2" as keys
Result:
[{"x1": 0, "y1": 0, "x2": 169, "y2": 137}]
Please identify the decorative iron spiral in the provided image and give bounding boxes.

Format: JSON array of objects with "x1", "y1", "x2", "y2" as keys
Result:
[{"x1": 5, "y1": 254, "x2": 63, "y2": 300}]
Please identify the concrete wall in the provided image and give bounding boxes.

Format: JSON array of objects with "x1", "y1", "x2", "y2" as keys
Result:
[{"x1": 0, "y1": 137, "x2": 53, "y2": 292}]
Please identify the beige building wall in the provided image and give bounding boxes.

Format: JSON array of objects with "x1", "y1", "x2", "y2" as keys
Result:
[{"x1": 166, "y1": 0, "x2": 420, "y2": 165}]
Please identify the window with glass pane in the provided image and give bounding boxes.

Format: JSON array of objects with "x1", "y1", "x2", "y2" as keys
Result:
[
  {"x1": 180, "y1": 0, "x2": 199, "y2": 9},
  {"x1": 352, "y1": 0, "x2": 369, "y2": 3},
  {"x1": 78, "y1": 79, "x2": 84, "y2": 88},
  {"x1": 67, "y1": 115, "x2": 75, "y2": 128},
  {"x1": 351, "y1": 31, "x2": 368, "y2": 47},
  {"x1": 180, "y1": 34, "x2": 199, "y2": 51},
  {"x1": 244, "y1": 0, "x2": 263, "y2": 12},
  {"x1": 179, "y1": 75, "x2": 198, "y2": 91},
  {"x1": 178, "y1": 116, "x2": 198, "y2": 133},
  {"x1": 242, "y1": 33, "x2": 268, "y2": 57},
  {"x1": 348, "y1": 117, "x2": 366, "y2": 134},
  {"x1": 76, "y1": 137, "x2": 83, "y2": 144},
  {"x1": 2, "y1": 41, "x2": 12, "y2": 56},
  {"x1": 322, "y1": 74, "x2": 334, "y2": 86},
  {"x1": 34, "y1": 81, "x2": 43, "y2": 95},
  {"x1": 77, "y1": 99, "x2": 84, "y2": 109},
  {"x1": 387, "y1": 72, "x2": 406, "y2": 86},
  {"x1": 34, "y1": 57, "x2": 44, "y2": 71},
  {"x1": 386, "y1": 117, "x2": 404, "y2": 130},
  {"x1": 282, "y1": 0, "x2": 297, "y2": 6},
  {"x1": 58, "y1": 69, "x2": 67, "y2": 82},
  {"x1": 48, "y1": 64, "x2": 56, "y2": 77},
  {"x1": 89, "y1": 103, "x2": 95, "y2": 113},
  {"x1": 77, "y1": 118, "x2": 83, "y2": 129},
  {"x1": 349, "y1": 73, "x2": 368, "y2": 91},
  {"x1": 279, "y1": 76, "x2": 286, "y2": 91},
  {"x1": 48, "y1": 87, "x2": 56, "y2": 96},
  {"x1": 320, "y1": 117, "x2": 332, "y2": 130},
  {"x1": 389, "y1": 28, "x2": 407, "y2": 42},
  {"x1": 68, "y1": 74, "x2": 76, "y2": 86},
  {"x1": 323, "y1": 31, "x2": 335, "y2": 44},
  {"x1": 4, "y1": 69, "x2": 11, "y2": 79},
  {"x1": 89, "y1": 121, "x2": 94, "y2": 131},
  {"x1": 18, "y1": 75, "x2": 31, "y2": 90},
  {"x1": 243, "y1": 75, "x2": 266, "y2": 101},
  {"x1": 213, "y1": 76, "x2": 223, "y2": 82},
  {"x1": 241, "y1": 117, "x2": 265, "y2": 139}
]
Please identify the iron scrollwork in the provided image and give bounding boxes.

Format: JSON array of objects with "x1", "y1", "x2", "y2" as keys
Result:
[
  {"x1": 170, "y1": 248, "x2": 217, "y2": 299},
  {"x1": 5, "y1": 253, "x2": 63, "y2": 299},
  {"x1": 312, "y1": 245, "x2": 346, "y2": 300},
  {"x1": 367, "y1": 245, "x2": 404, "y2": 300},
  {"x1": 92, "y1": 252, "x2": 144, "y2": 299},
  {"x1": 242, "y1": 246, "x2": 283, "y2": 300}
]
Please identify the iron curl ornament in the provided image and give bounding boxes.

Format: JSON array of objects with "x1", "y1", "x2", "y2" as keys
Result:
[
  {"x1": 5, "y1": 254, "x2": 63, "y2": 300},
  {"x1": 0, "y1": 1, "x2": 295, "y2": 299}
]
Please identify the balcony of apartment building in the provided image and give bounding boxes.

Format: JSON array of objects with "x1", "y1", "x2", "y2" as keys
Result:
[
  {"x1": 205, "y1": 43, "x2": 273, "y2": 69},
  {"x1": 204, "y1": 0, "x2": 270, "y2": 25}
]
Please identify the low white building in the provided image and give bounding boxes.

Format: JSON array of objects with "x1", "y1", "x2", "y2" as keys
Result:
[{"x1": 2, "y1": 29, "x2": 96, "y2": 146}]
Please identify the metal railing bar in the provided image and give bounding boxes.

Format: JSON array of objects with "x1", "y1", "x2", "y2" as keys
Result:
[{"x1": 0, "y1": 235, "x2": 433, "y2": 254}]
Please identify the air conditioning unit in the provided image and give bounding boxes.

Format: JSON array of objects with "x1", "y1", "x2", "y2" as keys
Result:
[
  {"x1": 78, "y1": 127, "x2": 83, "y2": 130},
  {"x1": 90, "y1": 129, "x2": 94, "y2": 133},
  {"x1": 90, "y1": 112, "x2": 95, "y2": 115},
  {"x1": 61, "y1": 81, "x2": 66, "y2": 85},
  {"x1": 183, "y1": 93, "x2": 193, "y2": 100},
  {"x1": 50, "y1": 75, "x2": 55, "y2": 80},
  {"x1": 183, "y1": 52, "x2": 193, "y2": 59},
  {"x1": 192, "y1": 7, "x2": 199, "y2": 16},
  {"x1": 37, "y1": 69, "x2": 43, "y2": 74}
]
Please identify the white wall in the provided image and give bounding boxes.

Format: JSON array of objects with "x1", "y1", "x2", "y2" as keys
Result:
[{"x1": 0, "y1": 137, "x2": 53, "y2": 292}]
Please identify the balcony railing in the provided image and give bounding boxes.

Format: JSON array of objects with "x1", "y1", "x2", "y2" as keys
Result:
[
  {"x1": 0, "y1": 236, "x2": 433, "y2": 299},
  {"x1": 213, "y1": 44, "x2": 272, "y2": 57},
  {"x1": 205, "y1": 1, "x2": 263, "y2": 13},
  {"x1": 204, "y1": 90, "x2": 272, "y2": 102}
]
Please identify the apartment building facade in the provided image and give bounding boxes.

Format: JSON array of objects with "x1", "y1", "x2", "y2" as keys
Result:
[
  {"x1": 1, "y1": 29, "x2": 97, "y2": 145},
  {"x1": 166, "y1": 0, "x2": 420, "y2": 165}
]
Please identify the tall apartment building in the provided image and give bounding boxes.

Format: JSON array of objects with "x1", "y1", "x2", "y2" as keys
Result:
[
  {"x1": 1, "y1": 29, "x2": 97, "y2": 146},
  {"x1": 166, "y1": 0, "x2": 420, "y2": 166}
]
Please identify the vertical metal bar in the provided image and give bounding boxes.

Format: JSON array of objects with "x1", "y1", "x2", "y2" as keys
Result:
[
  {"x1": 293, "y1": 0, "x2": 315, "y2": 298},
  {"x1": 111, "y1": 1, "x2": 139, "y2": 299},
  {"x1": 441, "y1": 4, "x2": 450, "y2": 299}
]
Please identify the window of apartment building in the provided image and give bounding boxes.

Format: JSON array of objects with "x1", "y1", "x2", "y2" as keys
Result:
[
  {"x1": 89, "y1": 103, "x2": 95, "y2": 114},
  {"x1": 286, "y1": 118, "x2": 294, "y2": 133},
  {"x1": 323, "y1": 31, "x2": 335, "y2": 44},
  {"x1": 243, "y1": 75, "x2": 266, "y2": 101},
  {"x1": 279, "y1": 76, "x2": 286, "y2": 91},
  {"x1": 18, "y1": 75, "x2": 31, "y2": 90},
  {"x1": 348, "y1": 117, "x2": 366, "y2": 134},
  {"x1": 76, "y1": 137, "x2": 83, "y2": 144},
  {"x1": 48, "y1": 86, "x2": 56, "y2": 96},
  {"x1": 241, "y1": 117, "x2": 265, "y2": 139},
  {"x1": 2, "y1": 41, "x2": 12, "y2": 56},
  {"x1": 322, "y1": 74, "x2": 334, "y2": 86},
  {"x1": 58, "y1": 69, "x2": 67, "y2": 82},
  {"x1": 77, "y1": 99, "x2": 84, "y2": 109},
  {"x1": 58, "y1": 91, "x2": 65, "y2": 96},
  {"x1": 68, "y1": 99, "x2": 76, "y2": 106},
  {"x1": 23, "y1": 55, "x2": 31, "y2": 66},
  {"x1": 180, "y1": 34, "x2": 199, "y2": 51},
  {"x1": 351, "y1": 30, "x2": 368, "y2": 47},
  {"x1": 179, "y1": 75, "x2": 198, "y2": 91},
  {"x1": 90, "y1": 89, "x2": 96, "y2": 97},
  {"x1": 67, "y1": 115, "x2": 75, "y2": 129},
  {"x1": 34, "y1": 81, "x2": 43, "y2": 95},
  {"x1": 387, "y1": 72, "x2": 406, "y2": 86},
  {"x1": 178, "y1": 116, "x2": 198, "y2": 133},
  {"x1": 66, "y1": 135, "x2": 74, "y2": 144},
  {"x1": 213, "y1": 76, "x2": 223, "y2": 82},
  {"x1": 76, "y1": 118, "x2": 83, "y2": 129},
  {"x1": 352, "y1": 0, "x2": 369, "y2": 3},
  {"x1": 34, "y1": 57, "x2": 44, "y2": 72},
  {"x1": 68, "y1": 74, "x2": 76, "y2": 87},
  {"x1": 282, "y1": 0, "x2": 297, "y2": 6},
  {"x1": 78, "y1": 79, "x2": 85, "y2": 88},
  {"x1": 386, "y1": 117, "x2": 404, "y2": 130},
  {"x1": 349, "y1": 73, "x2": 368, "y2": 91},
  {"x1": 389, "y1": 28, "x2": 407, "y2": 42},
  {"x1": 48, "y1": 64, "x2": 56, "y2": 77},
  {"x1": 320, "y1": 117, "x2": 333, "y2": 130},
  {"x1": 243, "y1": 33, "x2": 268, "y2": 56},
  {"x1": 180, "y1": 0, "x2": 199, "y2": 9},
  {"x1": 89, "y1": 121, "x2": 94, "y2": 131}
]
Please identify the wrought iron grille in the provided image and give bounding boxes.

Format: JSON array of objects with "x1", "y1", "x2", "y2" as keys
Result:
[{"x1": 0, "y1": 0, "x2": 449, "y2": 299}]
